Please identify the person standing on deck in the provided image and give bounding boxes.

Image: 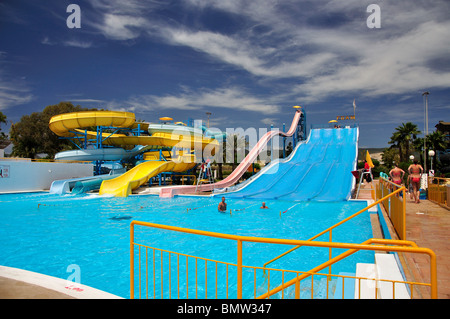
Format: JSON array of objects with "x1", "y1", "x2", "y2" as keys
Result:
[
  {"x1": 408, "y1": 160, "x2": 423, "y2": 204},
  {"x1": 389, "y1": 165, "x2": 405, "y2": 185}
]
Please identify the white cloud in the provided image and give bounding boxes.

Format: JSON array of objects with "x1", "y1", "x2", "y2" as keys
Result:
[
  {"x1": 87, "y1": 0, "x2": 450, "y2": 103},
  {"x1": 42, "y1": 36, "x2": 93, "y2": 49},
  {"x1": 294, "y1": 20, "x2": 450, "y2": 101},
  {"x1": 63, "y1": 39, "x2": 93, "y2": 49},
  {"x1": 0, "y1": 55, "x2": 33, "y2": 111},
  {"x1": 0, "y1": 88, "x2": 33, "y2": 111},
  {"x1": 122, "y1": 87, "x2": 281, "y2": 115},
  {"x1": 97, "y1": 13, "x2": 149, "y2": 40}
]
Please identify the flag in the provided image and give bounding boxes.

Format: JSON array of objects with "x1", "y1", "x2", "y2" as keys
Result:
[{"x1": 366, "y1": 150, "x2": 374, "y2": 168}]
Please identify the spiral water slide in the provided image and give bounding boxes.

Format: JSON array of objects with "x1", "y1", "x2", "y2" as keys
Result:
[
  {"x1": 49, "y1": 111, "x2": 218, "y2": 196},
  {"x1": 159, "y1": 109, "x2": 303, "y2": 197}
]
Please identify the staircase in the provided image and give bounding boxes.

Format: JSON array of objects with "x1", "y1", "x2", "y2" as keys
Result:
[{"x1": 334, "y1": 253, "x2": 410, "y2": 299}]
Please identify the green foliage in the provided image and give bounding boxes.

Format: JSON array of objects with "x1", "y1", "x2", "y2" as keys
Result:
[
  {"x1": 0, "y1": 111, "x2": 7, "y2": 142},
  {"x1": 388, "y1": 122, "x2": 421, "y2": 162},
  {"x1": 9, "y1": 102, "x2": 92, "y2": 158}
]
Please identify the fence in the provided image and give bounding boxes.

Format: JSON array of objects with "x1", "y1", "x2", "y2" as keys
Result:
[
  {"x1": 375, "y1": 177, "x2": 406, "y2": 240},
  {"x1": 427, "y1": 176, "x2": 449, "y2": 207},
  {"x1": 130, "y1": 221, "x2": 437, "y2": 299}
]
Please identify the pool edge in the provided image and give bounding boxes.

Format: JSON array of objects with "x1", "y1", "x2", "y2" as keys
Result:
[{"x1": 0, "y1": 265, "x2": 123, "y2": 299}]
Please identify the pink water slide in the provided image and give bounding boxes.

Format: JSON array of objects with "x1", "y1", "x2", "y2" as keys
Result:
[{"x1": 159, "y1": 109, "x2": 303, "y2": 197}]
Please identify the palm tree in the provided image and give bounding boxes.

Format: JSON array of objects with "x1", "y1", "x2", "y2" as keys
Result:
[
  {"x1": 389, "y1": 122, "x2": 421, "y2": 162},
  {"x1": 225, "y1": 133, "x2": 248, "y2": 171},
  {"x1": 412, "y1": 137, "x2": 424, "y2": 164},
  {"x1": 388, "y1": 131, "x2": 404, "y2": 162},
  {"x1": 426, "y1": 131, "x2": 447, "y2": 170}
]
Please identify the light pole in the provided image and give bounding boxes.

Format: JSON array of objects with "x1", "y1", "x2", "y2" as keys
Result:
[
  {"x1": 422, "y1": 91, "x2": 429, "y2": 172},
  {"x1": 429, "y1": 150, "x2": 435, "y2": 173},
  {"x1": 206, "y1": 112, "x2": 211, "y2": 128}
]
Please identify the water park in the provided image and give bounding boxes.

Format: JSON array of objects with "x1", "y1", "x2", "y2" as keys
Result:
[{"x1": 0, "y1": 106, "x2": 443, "y2": 300}]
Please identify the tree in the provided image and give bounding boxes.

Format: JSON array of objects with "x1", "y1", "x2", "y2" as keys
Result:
[
  {"x1": 412, "y1": 137, "x2": 424, "y2": 164},
  {"x1": 381, "y1": 147, "x2": 400, "y2": 168},
  {"x1": 225, "y1": 133, "x2": 248, "y2": 171},
  {"x1": 10, "y1": 102, "x2": 89, "y2": 158},
  {"x1": 286, "y1": 141, "x2": 293, "y2": 157},
  {"x1": 426, "y1": 131, "x2": 447, "y2": 171},
  {"x1": 388, "y1": 122, "x2": 421, "y2": 162},
  {"x1": 426, "y1": 131, "x2": 447, "y2": 153},
  {"x1": 0, "y1": 111, "x2": 7, "y2": 142}
]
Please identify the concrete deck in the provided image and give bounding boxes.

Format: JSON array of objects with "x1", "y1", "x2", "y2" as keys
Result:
[{"x1": 0, "y1": 266, "x2": 122, "y2": 299}]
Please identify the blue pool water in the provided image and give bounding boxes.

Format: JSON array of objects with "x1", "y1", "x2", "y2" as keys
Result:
[{"x1": 0, "y1": 192, "x2": 373, "y2": 298}]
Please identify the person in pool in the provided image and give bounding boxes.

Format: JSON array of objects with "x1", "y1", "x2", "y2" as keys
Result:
[
  {"x1": 260, "y1": 202, "x2": 269, "y2": 209},
  {"x1": 389, "y1": 165, "x2": 405, "y2": 186},
  {"x1": 218, "y1": 197, "x2": 227, "y2": 212},
  {"x1": 408, "y1": 160, "x2": 423, "y2": 204}
]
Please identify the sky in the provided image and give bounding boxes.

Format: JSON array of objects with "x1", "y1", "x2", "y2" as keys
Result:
[{"x1": 0, "y1": 0, "x2": 449, "y2": 148}]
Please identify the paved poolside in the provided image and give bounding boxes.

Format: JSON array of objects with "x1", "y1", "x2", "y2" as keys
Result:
[{"x1": 402, "y1": 199, "x2": 450, "y2": 299}]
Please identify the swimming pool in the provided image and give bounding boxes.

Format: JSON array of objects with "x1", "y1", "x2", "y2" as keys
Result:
[{"x1": 0, "y1": 192, "x2": 373, "y2": 298}]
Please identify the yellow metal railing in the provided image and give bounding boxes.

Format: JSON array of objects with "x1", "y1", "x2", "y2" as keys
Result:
[
  {"x1": 262, "y1": 186, "x2": 406, "y2": 272},
  {"x1": 258, "y1": 238, "x2": 436, "y2": 299},
  {"x1": 428, "y1": 176, "x2": 449, "y2": 207},
  {"x1": 130, "y1": 221, "x2": 437, "y2": 299},
  {"x1": 376, "y1": 177, "x2": 406, "y2": 240}
]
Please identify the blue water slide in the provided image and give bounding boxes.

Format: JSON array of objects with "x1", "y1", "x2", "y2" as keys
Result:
[
  {"x1": 49, "y1": 174, "x2": 114, "y2": 194},
  {"x1": 54, "y1": 145, "x2": 150, "y2": 161},
  {"x1": 222, "y1": 127, "x2": 358, "y2": 202},
  {"x1": 200, "y1": 125, "x2": 227, "y2": 139}
]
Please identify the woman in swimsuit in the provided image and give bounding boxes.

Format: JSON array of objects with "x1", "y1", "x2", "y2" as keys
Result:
[
  {"x1": 389, "y1": 165, "x2": 405, "y2": 186},
  {"x1": 408, "y1": 160, "x2": 423, "y2": 203}
]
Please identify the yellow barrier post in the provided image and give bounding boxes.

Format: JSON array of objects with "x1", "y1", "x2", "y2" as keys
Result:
[
  {"x1": 237, "y1": 240, "x2": 243, "y2": 299},
  {"x1": 130, "y1": 221, "x2": 135, "y2": 299}
]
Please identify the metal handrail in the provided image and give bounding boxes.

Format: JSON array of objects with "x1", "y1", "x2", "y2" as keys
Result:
[
  {"x1": 427, "y1": 176, "x2": 450, "y2": 206},
  {"x1": 257, "y1": 238, "x2": 437, "y2": 299},
  {"x1": 262, "y1": 186, "x2": 406, "y2": 271},
  {"x1": 130, "y1": 221, "x2": 437, "y2": 299}
]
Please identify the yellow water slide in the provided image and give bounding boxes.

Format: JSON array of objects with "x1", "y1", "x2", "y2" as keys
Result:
[
  {"x1": 99, "y1": 154, "x2": 197, "y2": 197},
  {"x1": 98, "y1": 161, "x2": 174, "y2": 197},
  {"x1": 49, "y1": 111, "x2": 218, "y2": 197},
  {"x1": 49, "y1": 111, "x2": 216, "y2": 149}
]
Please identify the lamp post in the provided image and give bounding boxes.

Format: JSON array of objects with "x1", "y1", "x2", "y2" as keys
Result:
[
  {"x1": 429, "y1": 150, "x2": 435, "y2": 173},
  {"x1": 422, "y1": 91, "x2": 429, "y2": 173},
  {"x1": 206, "y1": 112, "x2": 211, "y2": 128}
]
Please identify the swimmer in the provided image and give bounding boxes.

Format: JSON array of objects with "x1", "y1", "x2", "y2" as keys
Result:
[
  {"x1": 218, "y1": 197, "x2": 227, "y2": 212},
  {"x1": 260, "y1": 202, "x2": 269, "y2": 209}
]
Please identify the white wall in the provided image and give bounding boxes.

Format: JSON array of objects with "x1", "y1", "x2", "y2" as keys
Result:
[{"x1": 0, "y1": 159, "x2": 93, "y2": 193}]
